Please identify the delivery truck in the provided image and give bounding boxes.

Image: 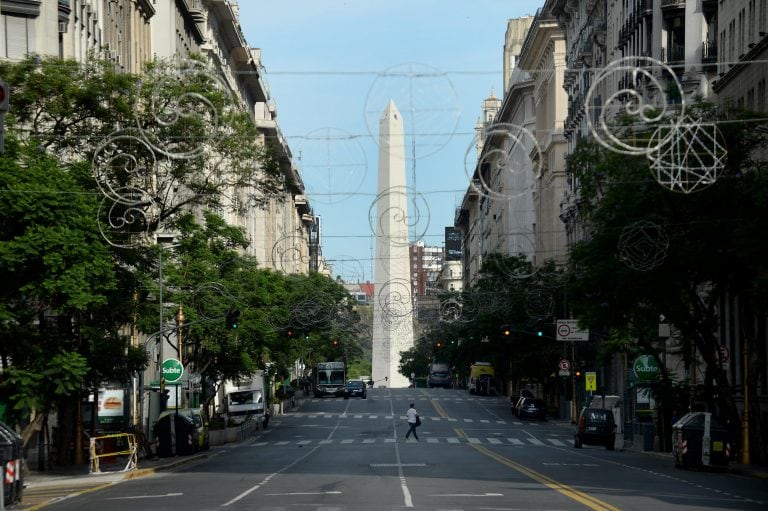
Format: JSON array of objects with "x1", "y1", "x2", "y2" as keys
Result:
[
  {"x1": 217, "y1": 370, "x2": 267, "y2": 426},
  {"x1": 468, "y1": 362, "x2": 496, "y2": 395}
]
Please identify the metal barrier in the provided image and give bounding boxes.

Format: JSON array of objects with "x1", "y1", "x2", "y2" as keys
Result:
[{"x1": 89, "y1": 433, "x2": 137, "y2": 474}]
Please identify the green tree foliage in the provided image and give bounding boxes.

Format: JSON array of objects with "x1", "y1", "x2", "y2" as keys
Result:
[
  {"x1": 566, "y1": 109, "x2": 768, "y2": 456},
  {"x1": 137, "y1": 212, "x2": 364, "y2": 418},
  {"x1": 0, "y1": 55, "x2": 286, "y2": 236},
  {"x1": 0, "y1": 144, "x2": 146, "y2": 449},
  {"x1": 403, "y1": 255, "x2": 565, "y2": 393}
]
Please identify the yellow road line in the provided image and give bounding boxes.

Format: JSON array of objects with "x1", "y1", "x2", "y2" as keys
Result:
[
  {"x1": 24, "y1": 481, "x2": 116, "y2": 511},
  {"x1": 430, "y1": 399, "x2": 449, "y2": 418},
  {"x1": 455, "y1": 428, "x2": 621, "y2": 511}
]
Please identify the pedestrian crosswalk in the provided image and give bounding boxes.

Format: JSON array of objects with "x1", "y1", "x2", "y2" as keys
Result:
[
  {"x1": 250, "y1": 436, "x2": 569, "y2": 448},
  {"x1": 289, "y1": 413, "x2": 536, "y2": 425}
]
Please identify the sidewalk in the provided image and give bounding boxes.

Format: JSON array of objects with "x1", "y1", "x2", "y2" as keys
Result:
[
  {"x1": 23, "y1": 448, "x2": 210, "y2": 488},
  {"x1": 551, "y1": 418, "x2": 768, "y2": 480}
]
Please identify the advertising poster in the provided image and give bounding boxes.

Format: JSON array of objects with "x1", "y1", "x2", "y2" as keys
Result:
[{"x1": 97, "y1": 388, "x2": 125, "y2": 424}]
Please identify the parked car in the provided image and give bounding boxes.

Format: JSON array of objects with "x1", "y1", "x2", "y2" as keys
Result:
[
  {"x1": 158, "y1": 408, "x2": 210, "y2": 452},
  {"x1": 344, "y1": 379, "x2": 367, "y2": 399},
  {"x1": 510, "y1": 389, "x2": 535, "y2": 417},
  {"x1": 516, "y1": 397, "x2": 547, "y2": 420},
  {"x1": 574, "y1": 407, "x2": 616, "y2": 450}
]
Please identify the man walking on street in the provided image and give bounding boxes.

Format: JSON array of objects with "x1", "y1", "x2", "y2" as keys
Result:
[{"x1": 405, "y1": 403, "x2": 419, "y2": 441}]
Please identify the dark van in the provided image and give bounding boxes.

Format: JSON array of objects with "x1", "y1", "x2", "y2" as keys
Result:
[{"x1": 574, "y1": 408, "x2": 616, "y2": 450}]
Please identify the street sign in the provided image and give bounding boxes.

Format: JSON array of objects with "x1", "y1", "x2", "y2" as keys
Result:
[
  {"x1": 556, "y1": 319, "x2": 589, "y2": 341},
  {"x1": 633, "y1": 355, "x2": 660, "y2": 382},
  {"x1": 715, "y1": 345, "x2": 729, "y2": 363},
  {"x1": 585, "y1": 371, "x2": 597, "y2": 391},
  {"x1": 558, "y1": 359, "x2": 571, "y2": 371},
  {"x1": 161, "y1": 358, "x2": 184, "y2": 383}
]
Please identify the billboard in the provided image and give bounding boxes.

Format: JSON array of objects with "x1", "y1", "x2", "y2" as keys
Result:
[{"x1": 445, "y1": 227, "x2": 461, "y2": 261}]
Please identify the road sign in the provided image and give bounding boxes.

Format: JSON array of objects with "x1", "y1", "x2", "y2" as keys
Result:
[
  {"x1": 556, "y1": 319, "x2": 589, "y2": 341},
  {"x1": 715, "y1": 345, "x2": 729, "y2": 363},
  {"x1": 161, "y1": 358, "x2": 184, "y2": 383},
  {"x1": 585, "y1": 371, "x2": 597, "y2": 391},
  {"x1": 633, "y1": 355, "x2": 660, "y2": 382},
  {"x1": 558, "y1": 359, "x2": 571, "y2": 371}
]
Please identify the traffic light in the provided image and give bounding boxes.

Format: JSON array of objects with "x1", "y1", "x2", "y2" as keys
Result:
[
  {"x1": 0, "y1": 81, "x2": 8, "y2": 113},
  {"x1": 286, "y1": 326, "x2": 295, "y2": 338},
  {"x1": 502, "y1": 325, "x2": 512, "y2": 337},
  {"x1": 304, "y1": 331, "x2": 310, "y2": 340},
  {"x1": 332, "y1": 339, "x2": 339, "y2": 347},
  {"x1": 159, "y1": 378, "x2": 169, "y2": 409},
  {"x1": 225, "y1": 309, "x2": 240, "y2": 330},
  {"x1": 436, "y1": 341, "x2": 442, "y2": 348},
  {"x1": 0, "y1": 80, "x2": 8, "y2": 154}
]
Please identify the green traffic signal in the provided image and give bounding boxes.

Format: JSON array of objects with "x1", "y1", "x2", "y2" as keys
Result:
[{"x1": 225, "y1": 309, "x2": 240, "y2": 330}]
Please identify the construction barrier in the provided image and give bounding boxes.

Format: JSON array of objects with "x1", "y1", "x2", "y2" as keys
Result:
[{"x1": 89, "y1": 433, "x2": 137, "y2": 474}]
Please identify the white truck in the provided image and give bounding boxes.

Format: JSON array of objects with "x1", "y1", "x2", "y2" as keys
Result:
[{"x1": 218, "y1": 371, "x2": 267, "y2": 426}]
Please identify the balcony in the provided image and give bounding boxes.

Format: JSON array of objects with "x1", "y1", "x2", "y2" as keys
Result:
[
  {"x1": 702, "y1": 39, "x2": 717, "y2": 68},
  {"x1": 640, "y1": 0, "x2": 653, "y2": 17},
  {"x1": 660, "y1": 0, "x2": 684, "y2": 10},
  {"x1": 660, "y1": 44, "x2": 685, "y2": 64}
]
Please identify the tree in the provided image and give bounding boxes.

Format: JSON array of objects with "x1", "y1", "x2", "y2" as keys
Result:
[
  {"x1": 0, "y1": 143, "x2": 146, "y2": 463},
  {"x1": 566, "y1": 107, "x2": 768, "y2": 458},
  {"x1": 0, "y1": 55, "x2": 287, "y2": 245}
]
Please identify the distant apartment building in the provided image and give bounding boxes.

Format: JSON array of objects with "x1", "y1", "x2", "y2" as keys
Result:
[{"x1": 409, "y1": 241, "x2": 443, "y2": 300}]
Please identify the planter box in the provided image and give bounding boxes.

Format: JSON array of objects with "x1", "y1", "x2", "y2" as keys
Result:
[{"x1": 209, "y1": 429, "x2": 225, "y2": 446}]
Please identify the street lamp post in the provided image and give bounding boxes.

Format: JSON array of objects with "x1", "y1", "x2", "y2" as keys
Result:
[
  {"x1": 740, "y1": 338, "x2": 750, "y2": 465},
  {"x1": 176, "y1": 305, "x2": 186, "y2": 409}
]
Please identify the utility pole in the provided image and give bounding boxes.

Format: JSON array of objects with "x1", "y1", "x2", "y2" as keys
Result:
[
  {"x1": 740, "y1": 338, "x2": 750, "y2": 465},
  {"x1": 176, "y1": 305, "x2": 186, "y2": 409}
]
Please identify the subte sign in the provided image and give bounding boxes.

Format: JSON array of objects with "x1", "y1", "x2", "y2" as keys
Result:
[
  {"x1": 556, "y1": 319, "x2": 589, "y2": 341},
  {"x1": 161, "y1": 358, "x2": 184, "y2": 383}
]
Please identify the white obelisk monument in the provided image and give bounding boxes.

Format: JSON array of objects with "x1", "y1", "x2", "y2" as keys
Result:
[{"x1": 372, "y1": 100, "x2": 414, "y2": 388}]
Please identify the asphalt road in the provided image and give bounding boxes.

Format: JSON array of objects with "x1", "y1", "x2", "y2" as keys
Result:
[{"x1": 35, "y1": 387, "x2": 768, "y2": 511}]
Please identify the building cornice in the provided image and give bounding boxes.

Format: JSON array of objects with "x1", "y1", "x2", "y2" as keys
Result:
[
  {"x1": 1, "y1": 0, "x2": 42, "y2": 17},
  {"x1": 712, "y1": 34, "x2": 768, "y2": 92}
]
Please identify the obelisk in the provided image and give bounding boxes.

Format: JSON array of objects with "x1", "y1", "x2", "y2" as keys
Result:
[{"x1": 372, "y1": 100, "x2": 414, "y2": 388}]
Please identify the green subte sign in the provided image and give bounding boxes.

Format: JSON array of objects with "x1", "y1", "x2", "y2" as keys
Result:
[
  {"x1": 161, "y1": 358, "x2": 184, "y2": 383},
  {"x1": 633, "y1": 354, "x2": 660, "y2": 382}
]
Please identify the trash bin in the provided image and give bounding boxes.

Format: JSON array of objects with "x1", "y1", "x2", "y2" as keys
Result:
[
  {"x1": 0, "y1": 421, "x2": 24, "y2": 506},
  {"x1": 153, "y1": 412, "x2": 196, "y2": 458},
  {"x1": 672, "y1": 412, "x2": 730, "y2": 469},
  {"x1": 642, "y1": 422, "x2": 656, "y2": 451}
]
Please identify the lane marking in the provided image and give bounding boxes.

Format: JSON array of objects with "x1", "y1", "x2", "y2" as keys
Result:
[
  {"x1": 264, "y1": 491, "x2": 341, "y2": 496},
  {"x1": 456, "y1": 428, "x2": 620, "y2": 511},
  {"x1": 429, "y1": 493, "x2": 503, "y2": 497},
  {"x1": 107, "y1": 493, "x2": 183, "y2": 500}
]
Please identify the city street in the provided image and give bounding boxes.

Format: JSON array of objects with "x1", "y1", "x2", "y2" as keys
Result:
[{"x1": 26, "y1": 388, "x2": 768, "y2": 511}]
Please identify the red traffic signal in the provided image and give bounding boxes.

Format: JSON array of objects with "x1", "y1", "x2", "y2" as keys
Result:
[
  {"x1": 332, "y1": 339, "x2": 339, "y2": 347},
  {"x1": 286, "y1": 326, "x2": 295, "y2": 337},
  {"x1": 0, "y1": 80, "x2": 8, "y2": 112}
]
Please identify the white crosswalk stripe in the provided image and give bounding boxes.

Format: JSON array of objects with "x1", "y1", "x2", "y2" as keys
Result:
[
  {"x1": 294, "y1": 413, "x2": 507, "y2": 425},
  {"x1": 250, "y1": 436, "x2": 563, "y2": 447}
]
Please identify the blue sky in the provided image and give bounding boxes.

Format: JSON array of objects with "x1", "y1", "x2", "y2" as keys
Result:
[{"x1": 237, "y1": 1, "x2": 544, "y2": 282}]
